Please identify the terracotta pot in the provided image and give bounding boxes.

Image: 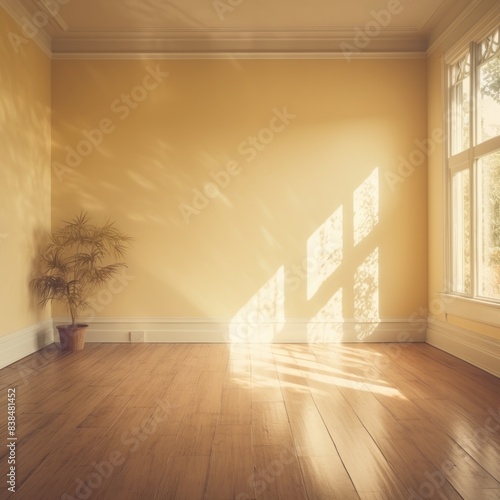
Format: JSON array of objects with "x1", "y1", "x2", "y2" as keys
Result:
[{"x1": 56, "y1": 324, "x2": 88, "y2": 352}]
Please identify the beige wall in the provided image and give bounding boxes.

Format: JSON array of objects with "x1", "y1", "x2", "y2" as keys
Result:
[
  {"x1": 0, "y1": 8, "x2": 51, "y2": 337},
  {"x1": 52, "y1": 58, "x2": 428, "y2": 324}
]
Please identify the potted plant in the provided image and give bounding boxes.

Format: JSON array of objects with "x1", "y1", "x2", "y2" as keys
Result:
[{"x1": 31, "y1": 212, "x2": 132, "y2": 351}]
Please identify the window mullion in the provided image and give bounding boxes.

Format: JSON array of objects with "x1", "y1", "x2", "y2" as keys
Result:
[
  {"x1": 444, "y1": 60, "x2": 452, "y2": 294},
  {"x1": 469, "y1": 41, "x2": 477, "y2": 299},
  {"x1": 446, "y1": 25, "x2": 500, "y2": 303}
]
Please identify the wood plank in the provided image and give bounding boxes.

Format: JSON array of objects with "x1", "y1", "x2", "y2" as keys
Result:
[
  {"x1": 71, "y1": 435, "x2": 176, "y2": 500},
  {"x1": 0, "y1": 343, "x2": 498, "y2": 499},
  {"x1": 0, "y1": 412, "x2": 85, "y2": 491},
  {"x1": 398, "y1": 418, "x2": 500, "y2": 493},
  {"x1": 171, "y1": 412, "x2": 218, "y2": 456},
  {"x1": 376, "y1": 436, "x2": 463, "y2": 499},
  {"x1": 404, "y1": 420, "x2": 500, "y2": 490},
  {"x1": 336, "y1": 384, "x2": 409, "y2": 441},
  {"x1": 150, "y1": 390, "x2": 192, "y2": 436},
  {"x1": 456, "y1": 435, "x2": 500, "y2": 483},
  {"x1": 252, "y1": 401, "x2": 294, "y2": 447},
  {"x1": 15, "y1": 427, "x2": 104, "y2": 499},
  {"x1": 218, "y1": 388, "x2": 252, "y2": 425},
  {"x1": 325, "y1": 424, "x2": 408, "y2": 498},
  {"x1": 282, "y1": 389, "x2": 338, "y2": 457},
  {"x1": 299, "y1": 455, "x2": 360, "y2": 499},
  {"x1": 251, "y1": 346, "x2": 283, "y2": 402},
  {"x1": 77, "y1": 394, "x2": 133, "y2": 428},
  {"x1": 186, "y1": 370, "x2": 225, "y2": 415},
  {"x1": 226, "y1": 344, "x2": 252, "y2": 386},
  {"x1": 156, "y1": 456, "x2": 211, "y2": 500},
  {"x1": 312, "y1": 387, "x2": 364, "y2": 430},
  {"x1": 205, "y1": 424, "x2": 255, "y2": 499},
  {"x1": 252, "y1": 445, "x2": 308, "y2": 499}
]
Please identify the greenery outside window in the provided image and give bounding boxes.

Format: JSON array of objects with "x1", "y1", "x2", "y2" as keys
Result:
[{"x1": 447, "y1": 26, "x2": 500, "y2": 303}]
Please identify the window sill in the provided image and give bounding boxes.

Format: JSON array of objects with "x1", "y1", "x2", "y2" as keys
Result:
[{"x1": 441, "y1": 294, "x2": 500, "y2": 328}]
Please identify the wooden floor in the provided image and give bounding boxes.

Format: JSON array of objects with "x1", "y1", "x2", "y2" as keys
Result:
[{"x1": 0, "y1": 343, "x2": 499, "y2": 499}]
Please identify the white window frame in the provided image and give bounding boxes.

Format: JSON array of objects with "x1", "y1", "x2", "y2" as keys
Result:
[{"x1": 444, "y1": 24, "x2": 500, "y2": 324}]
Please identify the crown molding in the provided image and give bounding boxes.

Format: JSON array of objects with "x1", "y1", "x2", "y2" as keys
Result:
[
  {"x1": 416, "y1": 0, "x2": 449, "y2": 32},
  {"x1": 0, "y1": 0, "x2": 52, "y2": 56},
  {"x1": 3, "y1": 0, "x2": 491, "y2": 59},
  {"x1": 51, "y1": 51, "x2": 427, "y2": 61},
  {"x1": 49, "y1": 30, "x2": 427, "y2": 57},
  {"x1": 427, "y1": 0, "x2": 500, "y2": 56}
]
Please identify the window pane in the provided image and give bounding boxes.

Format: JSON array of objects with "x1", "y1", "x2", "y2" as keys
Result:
[
  {"x1": 478, "y1": 54, "x2": 500, "y2": 143},
  {"x1": 450, "y1": 53, "x2": 471, "y2": 155},
  {"x1": 478, "y1": 151, "x2": 500, "y2": 300},
  {"x1": 452, "y1": 169, "x2": 471, "y2": 294},
  {"x1": 451, "y1": 79, "x2": 470, "y2": 154}
]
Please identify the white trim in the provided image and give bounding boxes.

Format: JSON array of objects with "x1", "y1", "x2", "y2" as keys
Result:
[
  {"x1": 416, "y1": 0, "x2": 447, "y2": 33},
  {"x1": 49, "y1": 29, "x2": 427, "y2": 57},
  {"x1": 442, "y1": 8, "x2": 500, "y2": 63},
  {"x1": 442, "y1": 53, "x2": 452, "y2": 295},
  {"x1": 427, "y1": 318, "x2": 500, "y2": 377},
  {"x1": 53, "y1": 317, "x2": 426, "y2": 344},
  {"x1": 1, "y1": 0, "x2": 495, "y2": 59},
  {"x1": 0, "y1": 0, "x2": 52, "y2": 57},
  {"x1": 444, "y1": 23, "x2": 500, "y2": 301},
  {"x1": 50, "y1": 51, "x2": 428, "y2": 61},
  {"x1": 474, "y1": 135, "x2": 500, "y2": 159},
  {"x1": 442, "y1": 294, "x2": 500, "y2": 328},
  {"x1": 0, "y1": 320, "x2": 54, "y2": 370},
  {"x1": 428, "y1": 0, "x2": 500, "y2": 57}
]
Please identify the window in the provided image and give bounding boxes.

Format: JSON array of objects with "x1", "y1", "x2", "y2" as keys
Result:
[{"x1": 447, "y1": 26, "x2": 500, "y2": 302}]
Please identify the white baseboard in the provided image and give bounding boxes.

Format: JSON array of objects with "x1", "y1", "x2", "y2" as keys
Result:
[
  {"x1": 0, "y1": 320, "x2": 54, "y2": 370},
  {"x1": 426, "y1": 318, "x2": 500, "y2": 377},
  {"x1": 53, "y1": 317, "x2": 426, "y2": 344}
]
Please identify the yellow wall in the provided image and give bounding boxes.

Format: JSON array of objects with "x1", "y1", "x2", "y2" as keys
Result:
[
  {"x1": 52, "y1": 58, "x2": 428, "y2": 323},
  {"x1": 427, "y1": 50, "x2": 446, "y2": 323},
  {"x1": 0, "y1": 8, "x2": 51, "y2": 337}
]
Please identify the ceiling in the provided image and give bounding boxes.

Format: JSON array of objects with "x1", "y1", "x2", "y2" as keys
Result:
[{"x1": 0, "y1": 0, "x2": 489, "y2": 56}]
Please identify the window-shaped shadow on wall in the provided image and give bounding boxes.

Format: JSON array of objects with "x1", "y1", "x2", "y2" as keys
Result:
[{"x1": 229, "y1": 167, "x2": 381, "y2": 343}]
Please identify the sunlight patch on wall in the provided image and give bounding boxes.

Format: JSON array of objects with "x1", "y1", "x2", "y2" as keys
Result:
[
  {"x1": 306, "y1": 205, "x2": 343, "y2": 300},
  {"x1": 353, "y1": 167, "x2": 379, "y2": 246},
  {"x1": 229, "y1": 266, "x2": 285, "y2": 343},
  {"x1": 354, "y1": 247, "x2": 380, "y2": 340}
]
